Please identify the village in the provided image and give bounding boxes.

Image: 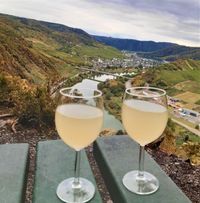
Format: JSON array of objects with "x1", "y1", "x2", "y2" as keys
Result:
[
  {"x1": 168, "y1": 96, "x2": 200, "y2": 127},
  {"x1": 92, "y1": 52, "x2": 163, "y2": 69}
]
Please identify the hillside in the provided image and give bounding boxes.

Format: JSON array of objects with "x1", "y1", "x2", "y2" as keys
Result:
[
  {"x1": 93, "y1": 35, "x2": 176, "y2": 52},
  {"x1": 94, "y1": 35, "x2": 200, "y2": 61},
  {"x1": 132, "y1": 59, "x2": 200, "y2": 91},
  {"x1": 138, "y1": 45, "x2": 200, "y2": 61},
  {"x1": 0, "y1": 13, "x2": 123, "y2": 84},
  {"x1": 131, "y1": 59, "x2": 200, "y2": 111}
]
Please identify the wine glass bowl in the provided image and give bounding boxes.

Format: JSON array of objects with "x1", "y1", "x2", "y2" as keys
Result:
[
  {"x1": 55, "y1": 87, "x2": 103, "y2": 203},
  {"x1": 122, "y1": 87, "x2": 168, "y2": 195}
]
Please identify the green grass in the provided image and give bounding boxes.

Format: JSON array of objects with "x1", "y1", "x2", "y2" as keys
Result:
[
  {"x1": 31, "y1": 39, "x2": 58, "y2": 50},
  {"x1": 195, "y1": 99, "x2": 200, "y2": 105},
  {"x1": 166, "y1": 87, "x2": 184, "y2": 96},
  {"x1": 28, "y1": 65, "x2": 47, "y2": 84},
  {"x1": 175, "y1": 80, "x2": 200, "y2": 93},
  {"x1": 176, "y1": 132, "x2": 200, "y2": 146},
  {"x1": 112, "y1": 96, "x2": 123, "y2": 106},
  {"x1": 56, "y1": 64, "x2": 79, "y2": 77},
  {"x1": 33, "y1": 40, "x2": 86, "y2": 66},
  {"x1": 171, "y1": 121, "x2": 200, "y2": 146},
  {"x1": 72, "y1": 44, "x2": 123, "y2": 59},
  {"x1": 158, "y1": 60, "x2": 200, "y2": 94},
  {"x1": 159, "y1": 69, "x2": 200, "y2": 95},
  {"x1": 157, "y1": 60, "x2": 200, "y2": 111},
  {"x1": 160, "y1": 70, "x2": 200, "y2": 86}
]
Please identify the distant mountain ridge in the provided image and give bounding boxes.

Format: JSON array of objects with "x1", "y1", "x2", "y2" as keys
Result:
[
  {"x1": 1, "y1": 12, "x2": 199, "y2": 86},
  {"x1": 18, "y1": 17, "x2": 93, "y2": 45},
  {"x1": 93, "y1": 35, "x2": 176, "y2": 52},
  {"x1": 138, "y1": 45, "x2": 200, "y2": 61},
  {"x1": 93, "y1": 35, "x2": 200, "y2": 61}
]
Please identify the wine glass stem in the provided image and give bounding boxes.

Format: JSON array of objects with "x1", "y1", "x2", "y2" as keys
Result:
[
  {"x1": 73, "y1": 150, "x2": 81, "y2": 188},
  {"x1": 138, "y1": 145, "x2": 145, "y2": 178}
]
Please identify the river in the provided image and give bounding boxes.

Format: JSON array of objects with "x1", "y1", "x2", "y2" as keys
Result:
[{"x1": 73, "y1": 75, "x2": 124, "y2": 131}]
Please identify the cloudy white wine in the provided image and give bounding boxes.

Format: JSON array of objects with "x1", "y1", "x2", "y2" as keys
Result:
[
  {"x1": 56, "y1": 104, "x2": 103, "y2": 151},
  {"x1": 122, "y1": 99, "x2": 168, "y2": 146}
]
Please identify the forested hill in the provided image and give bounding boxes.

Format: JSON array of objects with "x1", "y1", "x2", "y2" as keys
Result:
[
  {"x1": 93, "y1": 35, "x2": 200, "y2": 61},
  {"x1": 131, "y1": 59, "x2": 200, "y2": 97},
  {"x1": 0, "y1": 13, "x2": 122, "y2": 84},
  {"x1": 138, "y1": 45, "x2": 200, "y2": 61},
  {"x1": 93, "y1": 35, "x2": 176, "y2": 52}
]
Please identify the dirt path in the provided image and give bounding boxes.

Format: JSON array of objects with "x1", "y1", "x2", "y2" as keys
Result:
[{"x1": 172, "y1": 118, "x2": 200, "y2": 137}]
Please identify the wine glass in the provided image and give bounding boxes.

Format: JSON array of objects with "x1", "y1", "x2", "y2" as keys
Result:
[
  {"x1": 55, "y1": 87, "x2": 103, "y2": 203},
  {"x1": 121, "y1": 87, "x2": 168, "y2": 195}
]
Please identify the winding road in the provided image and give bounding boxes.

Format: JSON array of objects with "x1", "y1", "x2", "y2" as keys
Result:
[{"x1": 172, "y1": 118, "x2": 200, "y2": 137}]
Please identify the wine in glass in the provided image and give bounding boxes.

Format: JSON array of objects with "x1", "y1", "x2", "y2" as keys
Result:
[
  {"x1": 122, "y1": 87, "x2": 168, "y2": 195},
  {"x1": 55, "y1": 87, "x2": 103, "y2": 202}
]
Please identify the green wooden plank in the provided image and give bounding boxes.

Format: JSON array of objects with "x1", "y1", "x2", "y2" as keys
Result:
[
  {"x1": 94, "y1": 136, "x2": 191, "y2": 203},
  {"x1": 0, "y1": 143, "x2": 29, "y2": 203},
  {"x1": 33, "y1": 140, "x2": 102, "y2": 203}
]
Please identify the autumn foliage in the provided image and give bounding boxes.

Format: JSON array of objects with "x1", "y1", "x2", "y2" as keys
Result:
[{"x1": 0, "y1": 73, "x2": 55, "y2": 127}]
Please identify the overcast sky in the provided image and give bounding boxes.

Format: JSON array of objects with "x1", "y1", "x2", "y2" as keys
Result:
[{"x1": 0, "y1": 0, "x2": 199, "y2": 47}]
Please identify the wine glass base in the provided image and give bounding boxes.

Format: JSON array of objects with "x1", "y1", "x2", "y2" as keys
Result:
[
  {"x1": 56, "y1": 177, "x2": 95, "y2": 203},
  {"x1": 123, "y1": 170, "x2": 159, "y2": 195}
]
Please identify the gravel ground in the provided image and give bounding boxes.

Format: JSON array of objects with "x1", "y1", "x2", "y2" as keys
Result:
[
  {"x1": 87, "y1": 144, "x2": 200, "y2": 203},
  {"x1": 0, "y1": 119, "x2": 199, "y2": 203},
  {"x1": 147, "y1": 147, "x2": 200, "y2": 203},
  {"x1": 86, "y1": 146, "x2": 112, "y2": 203}
]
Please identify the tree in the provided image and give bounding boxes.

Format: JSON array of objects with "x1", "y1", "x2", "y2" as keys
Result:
[{"x1": 195, "y1": 125, "x2": 199, "y2": 130}]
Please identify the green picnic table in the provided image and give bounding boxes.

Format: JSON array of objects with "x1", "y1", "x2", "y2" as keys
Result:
[
  {"x1": 0, "y1": 143, "x2": 29, "y2": 203},
  {"x1": 94, "y1": 136, "x2": 191, "y2": 203},
  {"x1": 33, "y1": 140, "x2": 102, "y2": 203},
  {"x1": 0, "y1": 136, "x2": 192, "y2": 203}
]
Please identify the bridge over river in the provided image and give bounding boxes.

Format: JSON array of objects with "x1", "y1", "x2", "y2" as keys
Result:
[
  {"x1": 75, "y1": 67, "x2": 131, "y2": 80},
  {"x1": 51, "y1": 67, "x2": 134, "y2": 95}
]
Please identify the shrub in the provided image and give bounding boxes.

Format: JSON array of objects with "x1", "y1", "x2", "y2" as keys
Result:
[
  {"x1": 0, "y1": 74, "x2": 55, "y2": 127},
  {"x1": 15, "y1": 87, "x2": 55, "y2": 127},
  {"x1": 0, "y1": 74, "x2": 7, "y2": 87},
  {"x1": 105, "y1": 92, "x2": 112, "y2": 100},
  {"x1": 195, "y1": 100, "x2": 200, "y2": 105}
]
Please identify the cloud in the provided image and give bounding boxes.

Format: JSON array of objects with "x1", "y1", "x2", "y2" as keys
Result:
[{"x1": 0, "y1": 0, "x2": 199, "y2": 46}]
